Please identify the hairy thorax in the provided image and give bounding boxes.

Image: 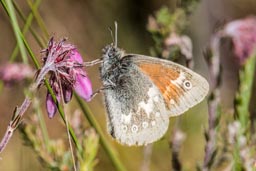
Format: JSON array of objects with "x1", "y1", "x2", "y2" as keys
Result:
[{"x1": 100, "y1": 45, "x2": 131, "y2": 87}]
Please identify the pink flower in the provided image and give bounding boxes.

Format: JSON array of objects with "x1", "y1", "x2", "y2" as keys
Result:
[
  {"x1": 41, "y1": 38, "x2": 92, "y2": 118},
  {"x1": 0, "y1": 63, "x2": 34, "y2": 85},
  {"x1": 223, "y1": 16, "x2": 256, "y2": 64},
  {"x1": 163, "y1": 33, "x2": 192, "y2": 60}
]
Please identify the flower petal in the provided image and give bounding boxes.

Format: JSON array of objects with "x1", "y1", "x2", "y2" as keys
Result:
[
  {"x1": 70, "y1": 49, "x2": 83, "y2": 64},
  {"x1": 46, "y1": 92, "x2": 57, "y2": 118},
  {"x1": 46, "y1": 90, "x2": 61, "y2": 119},
  {"x1": 62, "y1": 85, "x2": 73, "y2": 103},
  {"x1": 74, "y1": 73, "x2": 92, "y2": 101}
]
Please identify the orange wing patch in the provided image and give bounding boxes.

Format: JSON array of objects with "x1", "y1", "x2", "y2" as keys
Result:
[{"x1": 138, "y1": 63, "x2": 183, "y2": 108}]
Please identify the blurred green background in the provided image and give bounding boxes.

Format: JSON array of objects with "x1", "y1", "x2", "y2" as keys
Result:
[{"x1": 1, "y1": 0, "x2": 256, "y2": 170}]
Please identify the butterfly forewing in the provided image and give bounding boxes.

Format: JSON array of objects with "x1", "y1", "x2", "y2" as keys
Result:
[
  {"x1": 129, "y1": 54, "x2": 209, "y2": 117},
  {"x1": 103, "y1": 59, "x2": 169, "y2": 146}
]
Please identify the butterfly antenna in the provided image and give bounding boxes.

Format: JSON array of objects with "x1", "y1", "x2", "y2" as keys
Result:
[
  {"x1": 108, "y1": 27, "x2": 115, "y2": 45},
  {"x1": 114, "y1": 21, "x2": 118, "y2": 48}
]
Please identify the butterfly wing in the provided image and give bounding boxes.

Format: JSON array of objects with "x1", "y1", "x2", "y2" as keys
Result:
[
  {"x1": 129, "y1": 54, "x2": 209, "y2": 117},
  {"x1": 102, "y1": 57, "x2": 169, "y2": 146}
]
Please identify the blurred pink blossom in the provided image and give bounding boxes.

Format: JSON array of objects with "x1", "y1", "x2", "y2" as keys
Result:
[
  {"x1": 223, "y1": 16, "x2": 256, "y2": 64},
  {"x1": 41, "y1": 38, "x2": 92, "y2": 118},
  {"x1": 0, "y1": 63, "x2": 34, "y2": 85},
  {"x1": 163, "y1": 33, "x2": 192, "y2": 60}
]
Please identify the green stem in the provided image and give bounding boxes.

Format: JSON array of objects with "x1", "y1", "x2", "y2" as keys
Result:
[
  {"x1": 13, "y1": 0, "x2": 45, "y2": 46},
  {"x1": 5, "y1": 0, "x2": 28, "y2": 64},
  {"x1": 26, "y1": 0, "x2": 49, "y2": 41},
  {"x1": 10, "y1": 0, "x2": 44, "y2": 62},
  {"x1": 75, "y1": 94, "x2": 127, "y2": 171}
]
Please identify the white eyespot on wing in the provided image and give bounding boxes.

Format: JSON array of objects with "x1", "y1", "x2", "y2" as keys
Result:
[
  {"x1": 142, "y1": 122, "x2": 149, "y2": 128},
  {"x1": 183, "y1": 80, "x2": 192, "y2": 90},
  {"x1": 131, "y1": 125, "x2": 139, "y2": 133}
]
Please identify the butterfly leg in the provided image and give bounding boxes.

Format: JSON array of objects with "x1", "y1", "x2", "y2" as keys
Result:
[
  {"x1": 83, "y1": 58, "x2": 103, "y2": 67},
  {"x1": 89, "y1": 84, "x2": 114, "y2": 100}
]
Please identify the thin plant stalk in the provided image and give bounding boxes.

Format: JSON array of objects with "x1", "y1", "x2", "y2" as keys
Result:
[
  {"x1": 4, "y1": 0, "x2": 28, "y2": 64},
  {"x1": 56, "y1": 72, "x2": 77, "y2": 171},
  {"x1": 0, "y1": 98, "x2": 31, "y2": 152},
  {"x1": 26, "y1": 0, "x2": 49, "y2": 42},
  {"x1": 10, "y1": 0, "x2": 44, "y2": 62}
]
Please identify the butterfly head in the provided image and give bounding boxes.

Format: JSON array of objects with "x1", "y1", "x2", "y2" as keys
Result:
[{"x1": 102, "y1": 44, "x2": 124, "y2": 61}]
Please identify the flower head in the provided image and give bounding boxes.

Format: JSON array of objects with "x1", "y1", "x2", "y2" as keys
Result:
[
  {"x1": 41, "y1": 37, "x2": 92, "y2": 118},
  {"x1": 163, "y1": 33, "x2": 192, "y2": 60},
  {"x1": 222, "y1": 16, "x2": 256, "y2": 64},
  {"x1": 0, "y1": 63, "x2": 34, "y2": 85}
]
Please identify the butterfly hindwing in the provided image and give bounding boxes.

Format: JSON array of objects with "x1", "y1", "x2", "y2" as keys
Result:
[
  {"x1": 129, "y1": 54, "x2": 209, "y2": 117},
  {"x1": 103, "y1": 57, "x2": 169, "y2": 146}
]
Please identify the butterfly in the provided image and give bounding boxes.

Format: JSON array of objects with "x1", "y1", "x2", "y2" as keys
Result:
[{"x1": 95, "y1": 24, "x2": 209, "y2": 146}]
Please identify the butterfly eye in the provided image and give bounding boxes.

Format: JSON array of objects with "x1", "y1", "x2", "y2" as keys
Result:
[{"x1": 183, "y1": 80, "x2": 192, "y2": 90}]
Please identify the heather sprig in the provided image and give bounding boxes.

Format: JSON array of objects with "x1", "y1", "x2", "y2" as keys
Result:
[
  {"x1": 0, "y1": 37, "x2": 93, "y2": 155},
  {"x1": 39, "y1": 37, "x2": 92, "y2": 118}
]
